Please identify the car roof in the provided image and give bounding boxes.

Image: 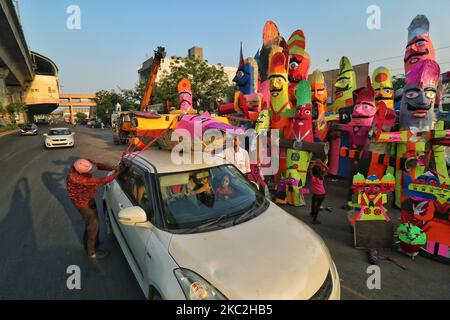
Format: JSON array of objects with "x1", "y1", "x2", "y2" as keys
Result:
[
  {"x1": 128, "y1": 149, "x2": 228, "y2": 174},
  {"x1": 50, "y1": 128, "x2": 70, "y2": 130}
]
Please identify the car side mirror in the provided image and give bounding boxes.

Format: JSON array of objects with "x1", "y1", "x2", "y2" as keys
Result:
[
  {"x1": 119, "y1": 206, "x2": 151, "y2": 229},
  {"x1": 44, "y1": 133, "x2": 48, "y2": 137}
]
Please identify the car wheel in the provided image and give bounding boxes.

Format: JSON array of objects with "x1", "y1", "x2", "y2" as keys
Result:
[{"x1": 103, "y1": 202, "x2": 116, "y2": 241}]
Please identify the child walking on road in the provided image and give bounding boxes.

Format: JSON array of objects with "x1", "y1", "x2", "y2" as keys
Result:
[{"x1": 310, "y1": 160, "x2": 328, "y2": 225}]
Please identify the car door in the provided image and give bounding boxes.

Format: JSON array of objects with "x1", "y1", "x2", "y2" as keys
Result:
[{"x1": 108, "y1": 165, "x2": 154, "y2": 284}]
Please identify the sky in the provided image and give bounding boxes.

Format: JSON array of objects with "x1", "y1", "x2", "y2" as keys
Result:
[{"x1": 18, "y1": 0, "x2": 450, "y2": 94}]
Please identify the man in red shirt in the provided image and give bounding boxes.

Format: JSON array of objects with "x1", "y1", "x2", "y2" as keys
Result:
[{"x1": 66, "y1": 158, "x2": 122, "y2": 259}]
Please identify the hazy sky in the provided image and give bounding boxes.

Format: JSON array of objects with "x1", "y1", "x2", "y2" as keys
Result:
[{"x1": 19, "y1": 0, "x2": 450, "y2": 94}]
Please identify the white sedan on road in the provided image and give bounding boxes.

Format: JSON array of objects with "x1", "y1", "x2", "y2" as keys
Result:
[
  {"x1": 103, "y1": 150, "x2": 340, "y2": 300},
  {"x1": 44, "y1": 128, "x2": 75, "y2": 148}
]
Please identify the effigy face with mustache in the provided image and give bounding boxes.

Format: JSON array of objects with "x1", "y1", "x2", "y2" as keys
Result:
[
  {"x1": 268, "y1": 52, "x2": 293, "y2": 123},
  {"x1": 351, "y1": 77, "x2": 377, "y2": 128},
  {"x1": 400, "y1": 59, "x2": 440, "y2": 131},
  {"x1": 333, "y1": 56, "x2": 357, "y2": 111},
  {"x1": 291, "y1": 80, "x2": 314, "y2": 143},
  {"x1": 404, "y1": 15, "x2": 436, "y2": 75},
  {"x1": 310, "y1": 69, "x2": 328, "y2": 121},
  {"x1": 372, "y1": 66, "x2": 395, "y2": 110}
]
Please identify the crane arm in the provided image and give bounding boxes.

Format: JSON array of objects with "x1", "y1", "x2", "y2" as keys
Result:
[{"x1": 140, "y1": 47, "x2": 167, "y2": 112}]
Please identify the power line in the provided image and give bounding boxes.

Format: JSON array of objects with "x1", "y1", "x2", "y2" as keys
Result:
[{"x1": 367, "y1": 45, "x2": 450, "y2": 64}]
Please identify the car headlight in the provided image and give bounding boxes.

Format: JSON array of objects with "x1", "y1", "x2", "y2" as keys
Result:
[{"x1": 174, "y1": 269, "x2": 226, "y2": 300}]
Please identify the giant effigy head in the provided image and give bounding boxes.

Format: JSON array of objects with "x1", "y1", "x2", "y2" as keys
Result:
[
  {"x1": 352, "y1": 173, "x2": 395, "y2": 200},
  {"x1": 333, "y1": 56, "x2": 357, "y2": 111},
  {"x1": 287, "y1": 30, "x2": 311, "y2": 84},
  {"x1": 400, "y1": 59, "x2": 440, "y2": 131},
  {"x1": 268, "y1": 52, "x2": 290, "y2": 113},
  {"x1": 404, "y1": 15, "x2": 436, "y2": 75},
  {"x1": 292, "y1": 80, "x2": 313, "y2": 142},
  {"x1": 351, "y1": 77, "x2": 377, "y2": 127},
  {"x1": 259, "y1": 21, "x2": 284, "y2": 82},
  {"x1": 310, "y1": 69, "x2": 328, "y2": 121},
  {"x1": 178, "y1": 78, "x2": 193, "y2": 113},
  {"x1": 372, "y1": 66, "x2": 394, "y2": 110},
  {"x1": 233, "y1": 43, "x2": 259, "y2": 95}
]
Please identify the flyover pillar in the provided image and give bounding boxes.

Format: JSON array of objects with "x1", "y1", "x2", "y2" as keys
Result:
[{"x1": 0, "y1": 68, "x2": 11, "y2": 125}]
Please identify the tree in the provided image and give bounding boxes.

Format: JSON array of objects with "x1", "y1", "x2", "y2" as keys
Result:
[
  {"x1": 5, "y1": 102, "x2": 27, "y2": 123},
  {"x1": 75, "y1": 112, "x2": 87, "y2": 121},
  {"x1": 120, "y1": 81, "x2": 145, "y2": 110},
  {"x1": 393, "y1": 75, "x2": 407, "y2": 91},
  {"x1": 152, "y1": 57, "x2": 235, "y2": 112},
  {"x1": 94, "y1": 84, "x2": 146, "y2": 123}
]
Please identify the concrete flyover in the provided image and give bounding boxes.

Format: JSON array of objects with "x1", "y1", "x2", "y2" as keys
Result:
[
  {"x1": 0, "y1": 0, "x2": 60, "y2": 122},
  {"x1": 0, "y1": 0, "x2": 33, "y2": 87}
]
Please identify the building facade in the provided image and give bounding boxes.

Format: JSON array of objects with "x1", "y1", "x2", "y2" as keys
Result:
[
  {"x1": 58, "y1": 94, "x2": 97, "y2": 123},
  {"x1": 138, "y1": 46, "x2": 237, "y2": 85}
]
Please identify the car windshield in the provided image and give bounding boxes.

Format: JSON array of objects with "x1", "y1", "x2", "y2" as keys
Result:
[
  {"x1": 49, "y1": 129, "x2": 71, "y2": 136},
  {"x1": 157, "y1": 165, "x2": 266, "y2": 232}
]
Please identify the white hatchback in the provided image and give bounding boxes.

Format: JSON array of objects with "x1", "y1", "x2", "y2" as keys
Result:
[
  {"x1": 103, "y1": 150, "x2": 340, "y2": 300},
  {"x1": 44, "y1": 128, "x2": 75, "y2": 148}
]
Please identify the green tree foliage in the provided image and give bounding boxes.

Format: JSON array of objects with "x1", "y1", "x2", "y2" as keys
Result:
[
  {"x1": 393, "y1": 75, "x2": 407, "y2": 91},
  {"x1": 75, "y1": 112, "x2": 87, "y2": 120},
  {"x1": 95, "y1": 82, "x2": 146, "y2": 122},
  {"x1": 152, "y1": 57, "x2": 236, "y2": 112},
  {"x1": 5, "y1": 102, "x2": 27, "y2": 123}
]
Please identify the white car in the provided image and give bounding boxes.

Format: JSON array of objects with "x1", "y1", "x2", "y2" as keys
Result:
[
  {"x1": 44, "y1": 128, "x2": 75, "y2": 148},
  {"x1": 103, "y1": 150, "x2": 340, "y2": 300}
]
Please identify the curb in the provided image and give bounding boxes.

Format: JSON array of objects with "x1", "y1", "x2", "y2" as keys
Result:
[{"x1": 0, "y1": 129, "x2": 20, "y2": 138}]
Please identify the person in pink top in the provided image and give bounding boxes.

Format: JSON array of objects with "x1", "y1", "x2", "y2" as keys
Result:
[{"x1": 310, "y1": 160, "x2": 328, "y2": 224}]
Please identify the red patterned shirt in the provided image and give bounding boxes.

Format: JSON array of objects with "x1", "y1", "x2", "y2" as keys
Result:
[{"x1": 66, "y1": 162, "x2": 119, "y2": 209}]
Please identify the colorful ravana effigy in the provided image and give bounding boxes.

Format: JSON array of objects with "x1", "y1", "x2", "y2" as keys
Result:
[
  {"x1": 178, "y1": 78, "x2": 196, "y2": 114},
  {"x1": 350, "y1": 173, "x2": 395, "y2": 225},
  {"x1": 287, "y1": 29, "x2": 311, "y2": 106},
  {"x1": 310, "y1": 69, "x2": 328, "y2": 142},
  {"x1": 402, "y1": 172, "x2": 449, "y2": 260},
  {"x1": 131, "y1": 17, "x2": 449, "y2": 262}
]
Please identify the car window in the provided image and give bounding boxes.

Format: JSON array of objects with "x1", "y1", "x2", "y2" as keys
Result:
[
  {"x1": 120, "y1": 167, "x2": 153, "y2": 221},
  {"x1": 158, "y1": 165, "x2": 265, "y2": 231},
  {"x1": 49, "y1": 129, "x2": 71, "y2": 135}
]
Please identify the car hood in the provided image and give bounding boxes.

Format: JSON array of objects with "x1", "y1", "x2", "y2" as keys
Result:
[
  {"x1": 47, "y1": 135, "x2": 72, "y2": 139},
  {"x1": 169, "y1": 203, "x2": 331, "y2": 300}
]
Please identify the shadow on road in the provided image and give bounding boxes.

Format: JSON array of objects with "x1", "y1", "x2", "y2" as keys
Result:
[
  {"x1": 41, "y1": 158, "x2": 114, "y2": 246},
  {"x1": 41, "y1": 157, "x2": 86, "y2": 243},
  {"x1": 0, "y1": 177, "x2": 36, "y2": 255}
]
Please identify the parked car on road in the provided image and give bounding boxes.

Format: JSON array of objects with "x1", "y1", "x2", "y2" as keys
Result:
[
  {"x1": 103, "y1": 150, "x2": 340, "y2": 300},
  {"x1": 44, "y1": 128, "x2": 75, "y2": 148},
  {"x1": 20, "y1": 123, "x2": 38, "y2": 136}
]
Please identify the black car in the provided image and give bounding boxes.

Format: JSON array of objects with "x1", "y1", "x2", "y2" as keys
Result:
[{"x1": 20, "y1": 124, "x2": 38, "y2": 136}]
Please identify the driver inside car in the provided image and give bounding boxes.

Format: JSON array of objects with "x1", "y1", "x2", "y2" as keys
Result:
[{"x1": 190, "y1": 172, "x2": 215, "y2": 207}]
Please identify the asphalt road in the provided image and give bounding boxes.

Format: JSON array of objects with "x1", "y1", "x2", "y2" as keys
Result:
[{"x1": 0, "y1": 124, "x2": 448, "y2": 300}]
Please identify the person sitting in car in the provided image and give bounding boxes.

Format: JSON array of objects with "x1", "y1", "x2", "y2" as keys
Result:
[
  {"x1": 190, "y1": 172, "x2": 215, "y2": 207},
  {"x1": 215, "y1": 174, "x2": 235, "y2": 199}
]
